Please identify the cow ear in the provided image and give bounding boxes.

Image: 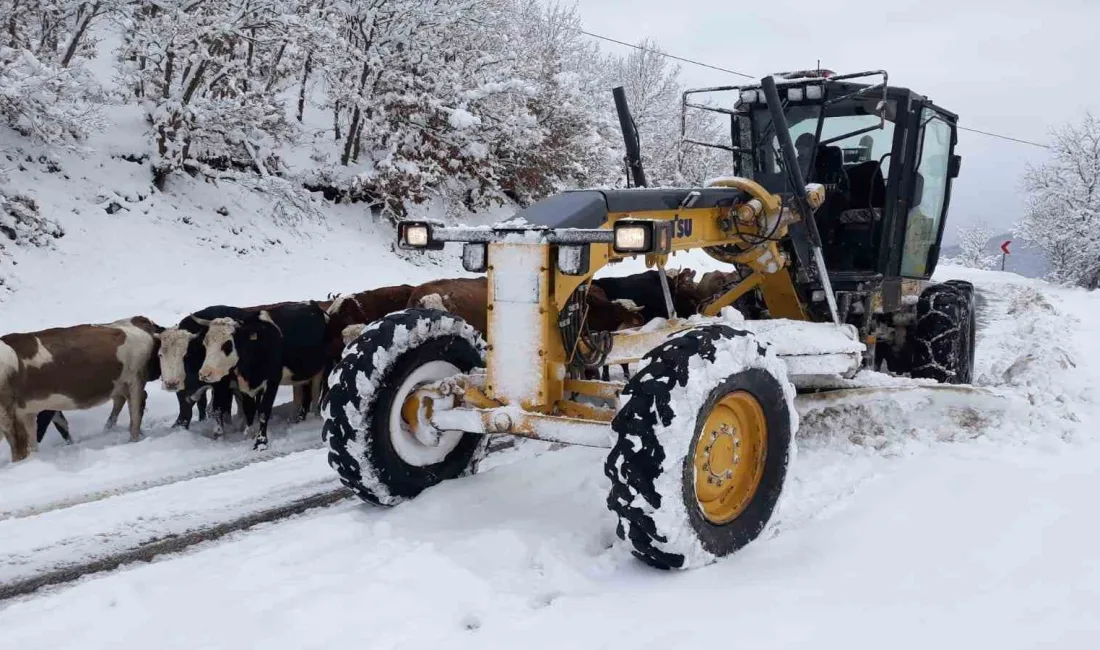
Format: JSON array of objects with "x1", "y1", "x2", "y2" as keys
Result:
[{"x1": 613, "y1": 298, "x2": 644, "y2": 312}]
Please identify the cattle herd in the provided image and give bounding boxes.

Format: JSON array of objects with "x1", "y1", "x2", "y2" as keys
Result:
[{"x1": 0, "y1": 267, "x2": 741, "y2": 463}]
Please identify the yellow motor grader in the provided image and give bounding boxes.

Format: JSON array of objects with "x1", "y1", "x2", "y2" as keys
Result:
[{"x1": 322, "y1": 70, "x2": 975, "y2": 570}]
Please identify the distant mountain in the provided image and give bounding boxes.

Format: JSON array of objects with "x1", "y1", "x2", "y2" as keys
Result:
[{"x1": 941, "y1": 232, "x2": 1049, "y2": 278}]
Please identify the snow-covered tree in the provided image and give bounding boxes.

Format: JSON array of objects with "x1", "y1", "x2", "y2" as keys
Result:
[
  {"x1": 946, "y1": 220, "x2": 998, "y2": 270},
  {"x1": 0, "y1": 0, "x2": 116, "y2": 146},
  {"x1": 117, "y1": 0, "x2": 300, "y2": 188},
  {"x1": 1016, "y1": 112, "x2": 1100, "y2": 289}
]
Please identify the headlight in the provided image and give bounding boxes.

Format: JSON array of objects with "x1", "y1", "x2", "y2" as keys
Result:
[
  {"x1": 398, "y1": 221, "x2": 442, "y2": 250},
  {"x1": 739, "y1": 89, "x2": 758, "y2": 104},
  {"x1": 787, "y1": 86, "x2": 804, "y2": 101},
  {"x1": 805, "y1": 84, "x2": 824, "y2": 100},
  {"x1": 614, "y1": 223, "x2": 652, "y2": 253},
  {"x1": 404, "y1": 225, "x2": 429, "y2": 247}
]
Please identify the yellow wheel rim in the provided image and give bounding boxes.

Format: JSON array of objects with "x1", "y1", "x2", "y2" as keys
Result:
[{"x1": 692, "y1": 390, "x2": 768, "y2": 525}]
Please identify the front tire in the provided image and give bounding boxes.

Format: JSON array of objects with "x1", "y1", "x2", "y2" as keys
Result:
[
  {"x1": 322, "y1": 309, "x2": 489, "y2": 506},
  {"x1": 910, "y1": 280, "x2": 976, "y2": 384},
  {"x1": 604, "y1": 325, "x2": 796, "y2": 570}
]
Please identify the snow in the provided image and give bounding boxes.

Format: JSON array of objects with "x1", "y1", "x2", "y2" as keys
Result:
[
  {"x1": 4, "y1": 97, "x2": 1100, "y2": 645},
  {"x1": 3, "y1": 252, "x2": 1098, "y2": 647}
]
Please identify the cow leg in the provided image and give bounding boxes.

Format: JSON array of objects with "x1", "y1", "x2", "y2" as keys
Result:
[
  {"x1": 38, "y1": 411, "x2": 72, "y2": 444},
  {"x1": 173, "y1": 391, "x2": 195, "y2": 429},
  {"x1": 127, "y1": 383, "x2": 146, "y2": 442},
  {"x1": 197, "y1": 389, "x2": 208, "y2": 421},
  {"x1": 37, "y1": 411, "x2": 54, "y2": 443},
  {"x1": 240, "y1": 394, "x2": 258, "y2": 436},
  {"x1": 310, "y1": 372, "x2": 324, "y2": 416},
  {"x1": 209, "y1": 380, "x2": 234, "y2": 440},
  {"x1": 14, "y1": 412, "x2": 38, "y2": 459},
  {"x1": 600, "y1": 366, "x2": 610, "y2": 382},
  {"x1": 621, "y1": 363, "x2": 631, "y2": 380},
  {"x1": 233, "y1": 390, "x2": 247, "y2": 431},
  {"x1": 54, "y1": 412, "x2": 72, "y2": 444},
  {"x1": 3, "y1": 406, "x2": 31, "y2": 462},
  {"x1": 292, "y1": 383, "x2": 307, "y2": 422},
  {"x1": 105, "y1": 394, "x2": 127, "y2": 431},
  {"x1": 253, "y1": 386, "x2": 279, "y2": 451}
]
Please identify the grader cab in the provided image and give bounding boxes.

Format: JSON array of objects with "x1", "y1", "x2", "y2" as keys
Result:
[{"x1": 322, "y1": 71, "x2": 976, "y2": 570}]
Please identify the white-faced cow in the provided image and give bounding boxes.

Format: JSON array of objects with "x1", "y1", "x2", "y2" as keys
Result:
[
  {"x1": 0, "y1": 316, "x2": 163, "y2": 462},
  {"x1": 198, "y1": 302, "x2": 329, "y2": 450},
  {"x1": 156, "y1": 305, "x2": 256, "y2": 437}
]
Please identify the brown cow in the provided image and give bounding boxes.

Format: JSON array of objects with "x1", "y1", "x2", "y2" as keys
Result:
[
  {"x1": 405, "y1": 277, "x2": 644, "y2": 337},
  {"x1": 324, "y1": 285, "x2": 415, "y2": 360},
  {"x1": 696, "y1": 269, "x2": 743, "y2": 303},
  {"x1": 1, "y1": 316, "x2": 163, "y2": 462}
]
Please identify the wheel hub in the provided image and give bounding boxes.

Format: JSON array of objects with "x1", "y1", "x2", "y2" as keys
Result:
[{"x1": 693, "y1": 390, "x2": 767, "y2": 525}]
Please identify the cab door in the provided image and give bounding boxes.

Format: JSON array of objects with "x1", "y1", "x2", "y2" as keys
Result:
[{"x1": 898, "y1": 105, "x2": 960, "y2": 278}]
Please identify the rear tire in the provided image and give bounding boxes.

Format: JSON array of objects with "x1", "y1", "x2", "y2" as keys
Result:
[
  {"x1": 322, "y1": 309, "x2": 489, "y2": 506},
  {"x1": 909, "y1": 280, "x2": 976, "y2": 384},
  {"x1": 604, "y1": 325, "x2": 796, "y2": 570}
]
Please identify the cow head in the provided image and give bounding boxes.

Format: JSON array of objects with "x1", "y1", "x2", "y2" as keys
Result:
[
  {"x1": 341, "y1": 324, "x2": 366, "y2": 347},
  {"x1": 669, "y1": 268, "x2": 702, "y2": 317},
  {"x1": 157, "y1": 328, "x2": 197, "y2": 392},
  {"x1": 199, "y1": 317, "x2": 241, "y2": 383}
]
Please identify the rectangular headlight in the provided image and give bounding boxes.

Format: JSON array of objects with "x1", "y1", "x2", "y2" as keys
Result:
[
  {"x1": 614, "y1": 222, "x2": 652, "y2": 253},
  {"x1": 805, "y1": 84, "x2": 824, "y2": 100},
  {"x1": 398, "y1": 221, "x2": 442, "y2": 250},
  {"x1": 739, "y1": 89, "x2": 758, "y2": 104},
  {"x1": 787, "y1": 86, "x2": 804, "y2": 101}
]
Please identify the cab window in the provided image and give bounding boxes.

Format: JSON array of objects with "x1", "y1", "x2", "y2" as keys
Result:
[{"x1": 900, "y1": 110, "x2": 952, "y2": 277}]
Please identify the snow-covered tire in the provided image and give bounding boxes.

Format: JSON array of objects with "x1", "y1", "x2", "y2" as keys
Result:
[
  {"x1": 604, "y1": 325, "x2": 796, "y2": 570},
  {"x1": 322, "y1": 308, "x2": 489, "y2": 506},
  {"x1": 909, "y1": 280, "x2": 976, "y2": 384}
]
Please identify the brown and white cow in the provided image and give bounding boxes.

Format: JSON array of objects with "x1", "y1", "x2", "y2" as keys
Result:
[
  {"x1": 0, "y1": 316, "x2": 163, "y2": 462},
  {"x1": 324, "y1": 285, "x2": 415, "y2": 360}
]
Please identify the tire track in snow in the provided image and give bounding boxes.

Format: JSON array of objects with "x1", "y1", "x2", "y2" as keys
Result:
[
  {"x1": 0, "y1": 487, "x2": 351, "y2": 603},
  {"x1": 0, "y1": 439, "x2": 327, "y2": 522}
]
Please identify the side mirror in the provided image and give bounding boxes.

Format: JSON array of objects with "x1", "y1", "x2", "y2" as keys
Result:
[{"x1": 948, "y1": 154, "x2": 962, "y2": 178}]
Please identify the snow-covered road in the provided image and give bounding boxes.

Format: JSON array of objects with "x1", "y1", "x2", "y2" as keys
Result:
[{"x1": 1, "y1": 266, "x2": 1097, "y2": 650}]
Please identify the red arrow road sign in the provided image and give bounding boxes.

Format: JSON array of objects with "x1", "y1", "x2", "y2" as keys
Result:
[{"x1": 1001, "y1": 240, "x2": 1011, "y2": 255}]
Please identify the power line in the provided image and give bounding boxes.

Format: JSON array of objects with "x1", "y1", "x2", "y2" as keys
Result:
[
  {"x1": 580, "y1": 26, "x2": 1049, "y2": 150},
  {"x1": 577, "y1": 29, "x2": 755, "y2": 80},
  {"x1": 957, "y1": 125, "x2": 1049, "y2": 149}
]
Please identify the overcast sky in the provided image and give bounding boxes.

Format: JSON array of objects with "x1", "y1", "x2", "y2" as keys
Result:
[{"x1": 572, "y1": 0, "x2": 1099, "y2": 243}]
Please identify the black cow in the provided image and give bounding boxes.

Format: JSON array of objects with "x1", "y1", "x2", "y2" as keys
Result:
[{"x1": 198, "y1": 302, "x2": 329, "y2": 450}]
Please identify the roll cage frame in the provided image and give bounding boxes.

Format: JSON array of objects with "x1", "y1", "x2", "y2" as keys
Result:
[{"x1": 681, "y1": 70, "x2": 961, "y2": 283}]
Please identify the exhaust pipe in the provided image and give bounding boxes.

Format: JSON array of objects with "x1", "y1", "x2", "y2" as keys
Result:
[{"x1": 613, "y1": 86, "x2": 647, "y2": 188}]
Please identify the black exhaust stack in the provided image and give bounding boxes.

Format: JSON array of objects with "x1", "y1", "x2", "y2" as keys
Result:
[{"x1": 613, "y1": 86, "x2": 647, "y2": 188}]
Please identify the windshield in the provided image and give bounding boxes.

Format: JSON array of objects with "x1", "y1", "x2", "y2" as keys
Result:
[{"x1": 737, "y1": 96, "x2": 897, "y2": 189}]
